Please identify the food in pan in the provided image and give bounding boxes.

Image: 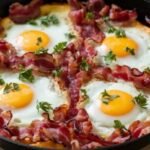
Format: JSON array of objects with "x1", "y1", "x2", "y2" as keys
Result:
[{"x1": 0, "y1": 0, "x2": 149, "y2": 149}]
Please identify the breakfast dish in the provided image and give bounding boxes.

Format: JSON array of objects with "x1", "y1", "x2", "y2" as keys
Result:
[{"x1": 0, "y1": 0, "x2": 149, "y2": 149}]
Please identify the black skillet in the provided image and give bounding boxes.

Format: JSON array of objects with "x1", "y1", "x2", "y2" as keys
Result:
[{"x1": 0, "y1": 0, "x2": 150, "y2": 150}]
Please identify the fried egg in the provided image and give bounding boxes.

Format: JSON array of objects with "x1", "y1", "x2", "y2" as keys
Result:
[
  {"x1": 82, "y1": 80, "x2": 150, "y2": 136},
  {"x1": 2, "y1": 4, "x2": 75, "y2": 55},
  {"x1": 96, "y1": 22, "x2": 150, "y2": 71},
  {"x1": 0, "y1": 72, "x2": 67, "y2": 124}
]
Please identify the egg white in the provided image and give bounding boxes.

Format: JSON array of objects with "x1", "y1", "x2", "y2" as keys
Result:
[
  {"x1": 96, "y1": 27, "x2": 150, "y2": 71},
  {"x1": 4, "y1": 8, "x2": 75, "y2": 55},
  {"x1": 82, "y1": 80, "x2": 150, "y2": 136},
  {"x1": 0, "y1": 72, "x2": 67, "y2": 125}
]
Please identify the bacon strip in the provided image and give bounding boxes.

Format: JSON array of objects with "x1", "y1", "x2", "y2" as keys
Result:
[{"x1": 9, "y1": 0, "x2": 43, "y2": 24}]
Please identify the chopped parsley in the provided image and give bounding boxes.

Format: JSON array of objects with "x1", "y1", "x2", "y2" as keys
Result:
[
  {"x1": 134, "y1": 93, "x2": 148, "y2": 109},
  {"x1": 35, "y1": 48, "x2": 48, "y2": 55},
  {"x1": 28, "y1": 20, "x2": 38, "y2": 26},
  {"x1": 3, "y1": 83, "x2": 20, "y2": 94},
  {"x1": 101, "y1": 90, "x2": 120, "y2": 104},
  {"x1": 107, "y1": 26, "x2": 126, "y2": 38},
  {"x1": 125, "y1": 47, "x2": 135, "y2": 55},
  {"x1": 40, "y1": 15, "x2": 59, "y2": 27},
  {"x1": 36, "y1": 101, "x2": 53, "y2": 113},
  {"x1": 19, "y1": 69, "x2": 34, "y2": 83},
  {"x1": 144, "y1": 67, "x2": 150, "y2": 74},
  {"x1": 52, "y1": 68, "x2": 62, "y2": 77},
  {"x1": 53, "y1": 41, "x2": 67, "y2": 53},
  {"x1": 102, "y1": 16, "x2": 109, "y2": 22},
  {"x1": 104, "y1": 51, "x2": 117, "y2": 65},
  {"x1": 86, "y1": 11, "x2": 94, "y2": 20},
  {"x1": 65, "y1": 33, "x2": 76, "y2": 40},
  {"x1": 107, "y1": 26, "x2": 116, "y2": 33},
  {"x1": 36, "y1": 37, "x2": 42, "y2": 46},
  {"x1": 80, "y1": 59, "x2": 90, "y2": 71},
  {"x1": 80, "y1": 89, "x2": 90, "y2": 104},
  {"x1": 115, "y1": 29, "x2": 126, "y2": 38},
  {"x1": 0, "y1": 76, "x2": 5, "y2": 85},
  {"x1": 114, "y1": 120, "x2": 126, "y2": 130}
]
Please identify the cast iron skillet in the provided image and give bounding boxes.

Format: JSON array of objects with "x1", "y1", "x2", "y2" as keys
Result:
[{"x1": 0, "y1": 0, "x2": 150, "y2": 150}]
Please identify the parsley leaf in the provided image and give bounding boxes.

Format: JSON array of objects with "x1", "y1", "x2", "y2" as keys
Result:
[
  {"x1": 125, "y1": 47, "x2": 135, "y2": 55},
  {"x1": 134, "y1": 93, "x2": 148, "y2": 109},
  {"x1": 101, "y1": 90, "x2": 120, "y2": 104},
  {"x1": 36, "y1": 37, "x2": 42, "y2": 46},
  {"x1": 86, "y1": 11, "x2": 94, "y2": 20},
  {"x1": 3, "y1": 83, "x2": 20, "y2": 94},
  {"x1": 107, "y1": 26, "x2": 126, "y2": 38},
  {"x1": 107, "y1": 26, "x2": 116, "y2": 33},
  {"x1": 81, "y1": 89, "x2": 90, "y2": 104},
  {"x1": 40, "y1": 15, "x2": 59, "y2": 27},
  {"x1": 0, "y1": 76, "x2": 5, "y2": 85},
  {"x1": 36, "y1": 101, "x2": 53, "y2": 113},
  {"x1": 35, "y1": 48, "x2": 48, "y2": 55},
  {"x1": 19, "y1": 69, "x2": 34, "y2": 83},
  {"x1": 80, "y1": 59, "x2": 90, "y2": 71},
  {"x1": 114, "y1": 120, "x2": 126, "y2": 130},
  {"x1": 52, "y1": 68, "x2": 62, "y2": 77},
  {"x1": 115, "y1": 29, "x2": 126, "y2": 38},
  {"x1": 104, "y1": 51, "x2": 117, "y2": 65},
  {"x1": 28, "y1": 20, "x2": 38, "y2": 26},
  {"x1": 53, "y1": 41, "x2": 67, "y2": 53},
  {"x1": 65, "y1": 33, "x2": 76, "y2": 40},
  {"x1": 144, "y1": 67, "x2": 150, "y2": 74}
]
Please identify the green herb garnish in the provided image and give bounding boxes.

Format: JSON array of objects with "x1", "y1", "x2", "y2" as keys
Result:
[
  {"x1": 52, "y1": 68, "x2": 62, "y2": 77},
  {"x1": 144, "y1": 67, "x2": 150, "y2": 74},
  {"x1": 80, "y1": 59, "x2": 90, "y2": 71},
  {"x1": 80, "y1": 89, "x2": 90, "y2": 104},
  {"x1": 65, "y1": 33, "x2": 76, "y2": 40},
  {"x1": 3, "y1": 83, "x2": 20, "y2": 94},
  {"x1": 104, "y1": 51, "x2": 117, "y2": 65},
  {"x1": 19, "y1": 69, "x2": 34, "y2": 83},
  {"x1": 36, "y1": 37, "x2": 42, "y2": 46},
  {"x1": 114, "y1": 120, "x2": 126, "y2": 130},
  {"x1": 36, "y1": 101, "x2": 53, "y2": 113},
  {"x1": 115, "y1": 29, "x2": 126, "y2": 38},
  {"x1": 0, "y1": 76, "x2": 5, "y2": 85},
  {"x1": 28, "y1": 20, "x2": 38, "y2": 26},
  {"x1": 107, "y1": 26, "x2": 126, "y2": 38},
  {"x1": 101, "y1": 90, "x2": 120, "y2": 104},
  {"x1": 35, "y1": 48, "x2": 48, "y2": 55},
  {"x1": 40, "y1": 15, "x2": 59, "y2": 26},
  {"x1": 134, "y1": 93, "x2": 148, "y2": 109},
  {"x1": 86, "y1": 11, "x2": 94, "y2": 20},
  {"x1": 125, "y1": 47, "x2": 135, "y2": 55},
  {"x1": 53, "y1": 41, "x2": 67, "y2": 53}
]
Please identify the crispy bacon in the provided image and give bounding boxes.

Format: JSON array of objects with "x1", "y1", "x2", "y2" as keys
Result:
[
  {"x1": 109, "y1": 4, "x2": 137, "y2": 22},
  {"x1": 9, "y1": 0, "x2": 43, "y2": 24}
]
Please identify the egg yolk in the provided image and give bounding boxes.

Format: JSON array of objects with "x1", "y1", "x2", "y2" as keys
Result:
[
  {"x1": 100, "y1": 90, "x2": 135, "y2": 116},
  {"x1": 0, "y1": 84, "x2": 33, "y2": 109},
  {"x1": 19, "y1": 30, "x2": 50, "y2": 52},
  {"x1": 103, "y1": 36, "x2": 138, "y2": 57}
]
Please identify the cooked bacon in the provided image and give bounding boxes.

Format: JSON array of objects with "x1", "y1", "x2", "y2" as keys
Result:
[
  {"x1": 112, "y1": 65, "x2": 150, "y2": 90},
  {"x1": 9, "y1": 0, "x2": 43, "y2": 24},
  {"x1": 109, "y1": 4, "x2": 137, "y2": 22}
]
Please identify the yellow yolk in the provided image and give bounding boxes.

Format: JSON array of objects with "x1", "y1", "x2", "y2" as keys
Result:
[
  {"x1": 103, "y1": 36, "x2": 138, "y2": 57},
  {"x1": 19, "y1": 30, "x2": 50, "y2": 52},
  {"x1": 0, "y1": 84, "x2": 33, "y2": 109},
  {"x1": 100, "y1": 90, "x2": 135, "y2": 116}
]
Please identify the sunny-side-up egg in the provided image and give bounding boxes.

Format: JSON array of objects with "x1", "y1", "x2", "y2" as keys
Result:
[
  {"x1": 96, "y1": 22, "x2": 150, "y2": 71},
  {"x1": 81, "y1": 80, "x2": 150, "y2": 137},
  {"x1": 1, "y1": 4, "x2": 76, "y2": 55},
  {"x1": 0, "y1": 72, "x2": 67, "y2": 125}
]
